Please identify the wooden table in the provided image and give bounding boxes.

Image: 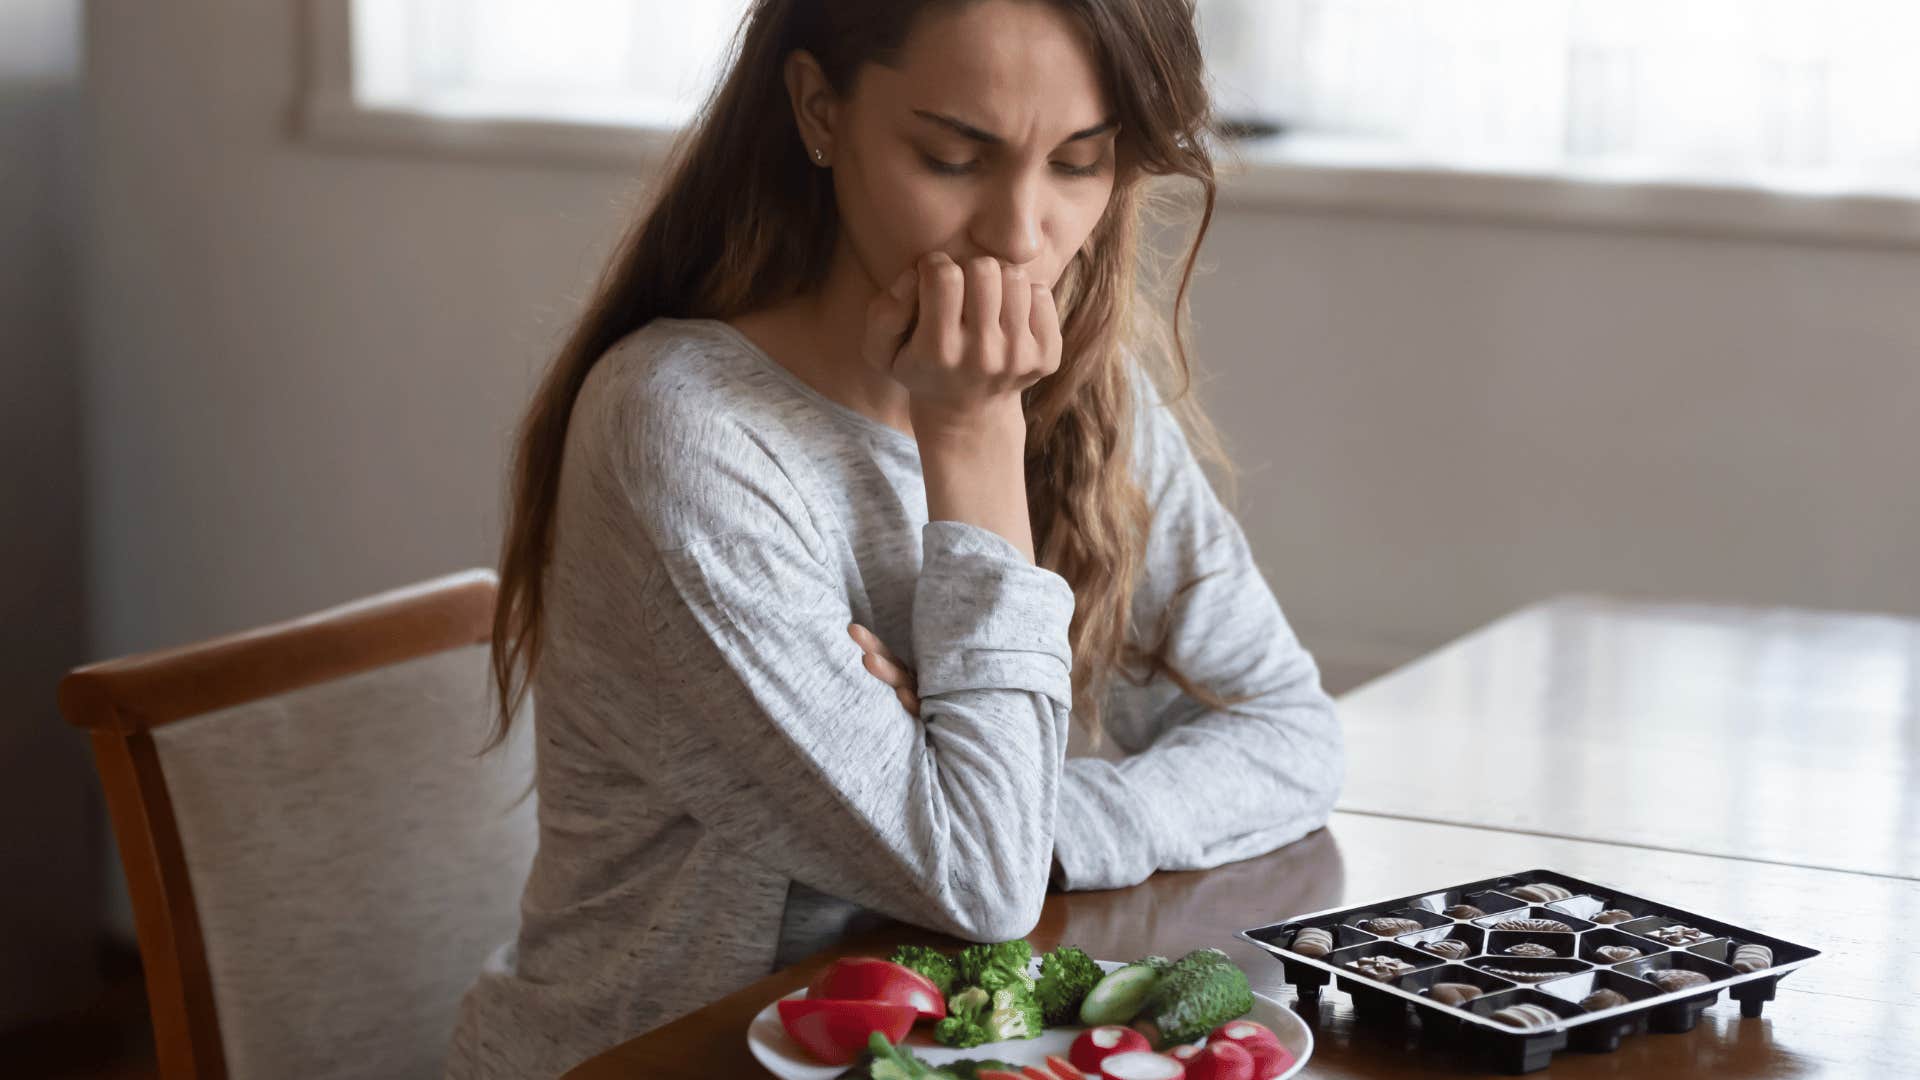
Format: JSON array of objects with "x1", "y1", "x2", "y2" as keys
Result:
[
  {"x1": 566, "y1": 814, "x2": 1918, "y2": 1078},
  {"x1": 1336, "y1": 595, "x2": 1920, "y2": 878},
  {"x1": 565, "y1": 596, "x2": 1920, "y2": 1077}
]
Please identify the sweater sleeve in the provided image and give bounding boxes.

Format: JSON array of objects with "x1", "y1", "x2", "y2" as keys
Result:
[
  {"x1": 1049, "y1": 368, "x2": 1346, "y2": 892},
  {"x1": 591, "y1": 384, "x2": 1076, "y2": 944}
]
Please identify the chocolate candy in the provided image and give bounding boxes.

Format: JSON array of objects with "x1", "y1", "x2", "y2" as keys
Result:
[
  {"x1": 1493, "y1": 918, "x2": 1573, "y2": 933},
  {"x1": 1291, "y1": 927, "x2": 1334, "y2": 957},
  {"x1": 1594, "y1": 945, "x2": 1643, "y2": 964},
  {"x1": 1732, "y1": 944, "x2": 1774, "y2": 973},
  {"x1": 1646, "y1": 969, "x2": 1712, "y2": 992},
  {"x1": 1592, "y1": 909, "x2": 1634, "y2": 925},
  {"x1": 1508, "y1": 883, "x2": 1572, "y2": 903},
  {"x1": 1581, "y1": 989, "x2": 1630, "y2": 1012},
  {"x1": 1347, "y1": 956, "x2": 1418, "y2": 980},
  {"x1": 1478, "y1": 966, "x2": 1573, "y2": 983},
  {"x1": 1443, "y1": 904, "x2": 1486, "y2": 919},
  {"x1": 1648, "y1": 924, "x2": 1711, "y2": 946},
  {"x1": 1491, "y1": 1003, "x2": 1561, "y2": 1028},
  {"x1": 1419, "y1": 939, "x2": 1471, "y2": 961},
  {"x1": 1359, "y1": 917, "x2": 1425, "y2": 936},
  {"x1": 1428, "y1": 982, "x2": 1485, "y2": 1006},
  {"x1": 1505, "y1": 943, "x2": 1558, "y2": 957}
]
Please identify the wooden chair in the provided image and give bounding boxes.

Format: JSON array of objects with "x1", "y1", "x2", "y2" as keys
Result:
[{"x1": 59, "y1": 569, "x2": 537, "y2": 1079}]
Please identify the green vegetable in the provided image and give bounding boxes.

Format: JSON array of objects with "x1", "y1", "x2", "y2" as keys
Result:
[
  {"x1": 982, "y1": 986, "x2": 1044, "y2": 1042},
  {"x1": 1034, "y1": 945, "x2": 1104, "y2": 1026},
  {"x1": 888, "y1": 945, "x2": 960, "y2": 997},
  {"x1": 833, "y1": 1031, "x2": 1013, "y2": 1080},
  {"x1": 934, "y1": 986, "x2": 993, "y2": 1049},
  {"x1": 956, "y1": 940, "x2": 1033, "y2": 989},
  {"x1": 1077, "y1": 961, "x2": 1163, "y2": 1026},
  {"x1": 1132, "y1": 947, "x2": 1254, "y2": 1049},
  {"x1": 1137, "y1": 954, "x2": 1174, "y2": 976}
]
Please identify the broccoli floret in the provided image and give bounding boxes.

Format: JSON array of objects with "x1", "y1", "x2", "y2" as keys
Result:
[
  {"x1": 956, "y1": 940, "x2": 1032, "y2": 987},
  {"x1": 982, "y1": 986, "x2": 1045, "y2": 1042},
  {"x1": 975, "y1": 963, "x2": 1036, "y2": 996},
  {"x1": 888, "y1": 944, "x2": 959, "y2": 996},
  {"x1": 933, "y1": 986, "x2": 993, "y2": 1049},
  {"x1": 1034, "y1": 945, "x2": 1104, "y2": 1026}
]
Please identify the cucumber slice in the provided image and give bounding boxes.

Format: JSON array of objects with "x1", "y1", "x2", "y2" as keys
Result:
[{"x1": 1077, "y1": 964, "x2": 1162, "y2": 1027}]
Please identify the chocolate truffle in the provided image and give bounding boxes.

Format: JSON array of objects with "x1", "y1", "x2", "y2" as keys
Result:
[
  {"x1": 1359, "y1": 917, "x2": 1425, "y2": 936},
  {"x1": 1443, "y1": 904, "x2": 1486, "y2": 919},
  {"x1": 1581, "y1": 988, "x2": 1630, "y2": 1012},
  {"x1": 1508, "y1": 883, "x2": 1572, "y2": 903},
  {"x1": 1493, "y1": 918, "x2": 1573, "y2": 933},
  {"x1": 1505, "y1": 943, "x2": 1558, "y2": 958},
  {"x1": 1428, "y1": 982, "x2": 1485, "y2": 1006},
  {"x1": 1648, "y1": 925, "x2": 1711, "y2": 946},
  {"x1": 1491, "y1": 1003, "x2": 1561, "y2": 1028},
  {"x1": 1347, "y1": 956, "x2": 1417, "y2": 980},
  {"x1": 1594, "y1": 945, "x2": 1643, "y2": 964},
  {"x1": 1292, "y1": 927, "x2": 1334, "y2": 957},
  {"x1": 1646, "y1": 969, "x2": 1712, "y2": 993},
  {"x1": 1420, "y1": 939, "x2": 1471, "y2": 961},
  {"x1": 1732, "y1": 944, "x2": 1774, "y2": 973},
  {"x1": 1592, "y1": 909, "x2": 1634, "y2": 925}
]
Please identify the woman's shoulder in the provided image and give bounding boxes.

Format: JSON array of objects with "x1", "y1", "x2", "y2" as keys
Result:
[{"x1": 569, "y1": 317, "x2": 811, "y2": 547}]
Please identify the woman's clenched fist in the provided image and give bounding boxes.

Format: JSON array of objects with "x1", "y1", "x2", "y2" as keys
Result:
[{"x1": 862, "y1": 251, "x2": 1063, "y2": 430}]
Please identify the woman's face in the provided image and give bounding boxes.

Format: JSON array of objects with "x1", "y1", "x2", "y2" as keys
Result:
[{"x1": 793, "y1": 0, "x2": 1121, "y2": 293}]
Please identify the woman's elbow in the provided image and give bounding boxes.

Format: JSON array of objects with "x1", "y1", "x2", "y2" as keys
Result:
[{"x1": 952, "y1": 879, "x2": 1048, "y2": 944}]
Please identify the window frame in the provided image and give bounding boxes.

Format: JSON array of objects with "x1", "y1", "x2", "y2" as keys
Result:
[{"x1": 296, "y1": 0, "x2": 1920, "y2": 250}]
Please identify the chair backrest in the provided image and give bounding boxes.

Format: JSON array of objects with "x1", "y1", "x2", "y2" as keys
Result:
[{"x1": 59, "y1": 569, "x2": 537, "y2": 1080}]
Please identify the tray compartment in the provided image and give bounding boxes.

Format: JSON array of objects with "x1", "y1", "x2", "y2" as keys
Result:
[
  {"x1": 1534, "y1": 970, "x2": 1660, "y2": 1051},
  {"x1": 1474, "y1": 906, "x2": 1596, "y2": 934},
  {"x1": 1401, "y1": 924, "x2": 1487, "y2": 963},
  {"x1": 1579, "y1": 926, "x2": 1669, "y2": 966},
  {"x1": 1487, "y1": 928, "x2": 1579, "y2": 959},
  {"x1": 1462, "y1": 989, "x2": 1582, "y2": 1074},
  {"x1": 1613, "y1": 951, "x2": 1739, "y2": 1032}
]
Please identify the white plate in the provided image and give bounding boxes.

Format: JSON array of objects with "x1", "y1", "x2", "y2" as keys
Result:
[{"x1": 747, "y1": 957, "x2": 1313, "y2": 1079}]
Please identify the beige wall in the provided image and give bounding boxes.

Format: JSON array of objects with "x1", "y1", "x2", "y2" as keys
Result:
[{"x1": 80, "y1": 0, "x2": 1920, "y2": 806}]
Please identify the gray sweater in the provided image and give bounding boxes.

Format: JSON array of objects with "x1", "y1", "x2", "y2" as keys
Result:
[{"x1": 445, "y1": 317, "x2": 1343, "y2": 1079}]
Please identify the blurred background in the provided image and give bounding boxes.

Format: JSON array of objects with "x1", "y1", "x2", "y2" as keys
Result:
[{"x1": 5, "y1": 0, "x2": 1916, "y2": 1073}]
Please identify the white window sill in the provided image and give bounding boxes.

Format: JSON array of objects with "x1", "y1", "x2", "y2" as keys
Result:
[{"x1": 296, "y1": 94, "x2": 1920, "y2": 251}]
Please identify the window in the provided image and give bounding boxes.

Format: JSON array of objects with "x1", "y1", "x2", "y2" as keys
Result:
[
  {"x1": 303, "y1": 0, "x2": 1920, "y2": 244},
  {"x1": 349, "y1": 0, "x2": 746, "y2": 129},
  {"x1": 1203, "y1": 0, "x2": 1920, "y2": 195}
]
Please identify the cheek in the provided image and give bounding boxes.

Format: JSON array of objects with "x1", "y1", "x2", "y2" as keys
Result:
[{"x1": 837, "y1": 154, "x2": 966, "y2": 267}]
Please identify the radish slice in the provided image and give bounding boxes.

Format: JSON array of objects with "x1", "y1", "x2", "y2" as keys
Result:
[
  {"x1": 1100, "y1": 1050, "x2": 1188, "y2": 1079},
  {"x1": 1071, "y1": 1025, "x2": 1151, "y2": 1074},
  {"x1": 1206, "y1": 1020, "x2": 1291, "y2": 1080}
]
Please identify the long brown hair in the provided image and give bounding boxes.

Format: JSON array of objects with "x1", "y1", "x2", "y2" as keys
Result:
[{"x1": 490, "y1": 0, "x2": 1254, "y2": 754}]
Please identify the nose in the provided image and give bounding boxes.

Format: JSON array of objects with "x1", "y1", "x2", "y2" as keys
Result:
[{"x1": 970, "y1": 171, "x2": 1045, "y2": 270}]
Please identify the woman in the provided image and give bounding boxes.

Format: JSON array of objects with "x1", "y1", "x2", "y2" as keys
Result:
[{"x1": 447, "y1": 1, "x2": 1343, "y2": 1076}]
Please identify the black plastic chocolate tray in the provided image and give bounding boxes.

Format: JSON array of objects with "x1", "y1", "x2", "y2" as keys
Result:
[{"x1": 1236, "y1": 868, "x2": 1820, "y2": 1074}]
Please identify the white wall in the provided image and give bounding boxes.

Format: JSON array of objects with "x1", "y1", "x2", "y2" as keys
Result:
[{"x1": 83, "y1": 1, "x2": 1920, "y2": 691}]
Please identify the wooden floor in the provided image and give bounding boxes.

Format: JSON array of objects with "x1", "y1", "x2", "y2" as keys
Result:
[{"x1": 3, "y1": 941, "x2": 156, "y2": 1080}]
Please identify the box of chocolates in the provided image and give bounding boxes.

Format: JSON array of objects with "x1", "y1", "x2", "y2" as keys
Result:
[{"x1": 1237, "y1": 869, "x2": 1820, "y2": 1074}]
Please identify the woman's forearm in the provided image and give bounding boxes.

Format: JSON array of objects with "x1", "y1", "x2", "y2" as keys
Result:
[{"x1": 914, "y1": 399, "x2": 1036, "y2": 563}]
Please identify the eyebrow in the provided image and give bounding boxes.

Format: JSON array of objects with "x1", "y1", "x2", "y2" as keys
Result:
[{"x1": 912, "y1": 109, "x2": 1119, "y2": 147}]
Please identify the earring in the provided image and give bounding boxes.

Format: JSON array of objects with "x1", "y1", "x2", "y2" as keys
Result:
[{"x1": 812, "y1": 147, "x2": 826, "y2": 165}]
